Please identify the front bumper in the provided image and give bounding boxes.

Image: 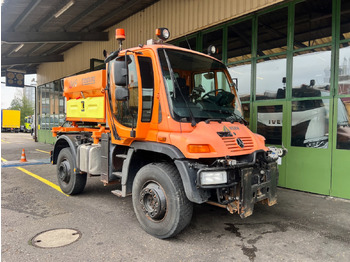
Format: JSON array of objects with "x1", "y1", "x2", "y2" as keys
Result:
[
  {"x1": 196, "y1": 161, "x2": 279, "y2": 218},
  {"x1": 239, "y1": 162, "x2": 278, "y2": 218}
]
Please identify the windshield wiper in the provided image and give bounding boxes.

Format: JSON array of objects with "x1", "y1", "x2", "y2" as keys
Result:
[
  {"x1": 226, "y1": 111, "x2": 248, "y2": 125},
  {"x1": 163, "y1": 49, "x2": 197, "y2": 127}
]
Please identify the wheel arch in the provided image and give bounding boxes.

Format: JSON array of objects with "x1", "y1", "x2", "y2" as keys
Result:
[
  {"x1": 52, "y1": 135, "x2": 78, "y2": 166},
  {"x1": 122, "y1": 146, "x2": 175, "y2": 196},
  {"x1": 123, "y1": 142, "x2": 209, "y2": 204}
]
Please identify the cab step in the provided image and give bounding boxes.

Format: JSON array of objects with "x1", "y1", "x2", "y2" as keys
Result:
[
  {"x1": 115, "y1": 154, "x2": 127, "y2": 159},
  {"x1": 112, "y1": 171, "x2": 122, "y2": 178},
  {"x1": 111, "y1": 189, "x2": 132, "y2": 197},
  {"x1": 111, "y1": 189, "x2": 123, "y2": 197}
]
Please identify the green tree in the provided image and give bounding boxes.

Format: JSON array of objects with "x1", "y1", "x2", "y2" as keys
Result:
[{"x1": 8, "y1": 94, "x2": 34, "y2": 126}]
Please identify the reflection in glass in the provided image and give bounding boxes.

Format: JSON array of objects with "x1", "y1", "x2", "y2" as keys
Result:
[
  {"x1": 227, "y1": 20, "x2": 252, "y2": 63},
  {"x1": 294, "y1": 0, "x2": 332, "y2": 49},
  {"x1": 242, "y1": 103, "x2": 250, "y2": 125},
  {"x1": 59, "y1": 97, "x2": 65, "y2": 114},
  {"x1": 36, "y1": 81, "x2": 67, "y2": 130},
  {"x1": 228, "y1": 63, "x2": 251, "y2": 101},
  {"x1": 257, "y1": 7, "x2": 287, "y2": 56},
  {"x1": 179, "y1": 37, "x2": 196, "y2": 50},
  {"x1": 293, "y1": 49, "x2": 331, "y2": 98},
  {"x1": 257, "y1": 105, "x2": 283, "y2": 145},
  {"x1": 158, "y1": 49, "x2": 243, "y2": 124},
  {"x1": 202, "y1": 29, "x2": 223, "y2": 60},
  {"x1": 291, "y1": 99, "x2": 329, "y2": 148},
  {"x1": 341, "y1": 0, "x2": 350, "y2": 39},
  {"x1": 339, "y1": 45, "x2": 350, "y2": 95},
  {"x1": 337, "y1": 98, "x2": 350, "y2": 150},
  {"x1": 114, "y1": 55, "x2": 139, "y2": 128},
  {"x1": 256, "y1": 57, "x2": 286, "y2": 100}
]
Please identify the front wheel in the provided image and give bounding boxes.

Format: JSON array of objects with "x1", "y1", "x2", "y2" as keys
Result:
[
  {"x1": 132, "y1": 163, "x2": 193, "y2": 239},
  {"x1": 57, "y1": 148, "x2": 87, "y2": 195}
]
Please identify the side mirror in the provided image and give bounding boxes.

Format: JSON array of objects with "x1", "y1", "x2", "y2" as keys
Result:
[
  {"x1": 310, "y1": 79, "x2": 315, "y2": 87},
  {"x1": 204, "y1": 72, "x2": 214, "y2": 79},
  {"x1": 114, "y1": 60, "x2": 128, "y2": 86},
  {"x1": 232, "y1": 77, "x2": 238, "y2": 91},
  {"x1": 115, "y1": 87, "x2": 129, "y2": 101}
]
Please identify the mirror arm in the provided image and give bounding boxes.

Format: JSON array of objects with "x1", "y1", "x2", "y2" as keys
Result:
[{"x1": 104, "y1": 50, "x2": 119, "y2": 64}]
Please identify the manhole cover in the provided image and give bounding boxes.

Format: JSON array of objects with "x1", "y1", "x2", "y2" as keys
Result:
[{"x1": 31, "y1": 228, "x2": 81, "y2": 248}]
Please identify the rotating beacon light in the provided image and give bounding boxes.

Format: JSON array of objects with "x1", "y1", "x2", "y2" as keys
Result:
[{"x1": 116, "y1": 28, "x2": 126, "y2": 50}]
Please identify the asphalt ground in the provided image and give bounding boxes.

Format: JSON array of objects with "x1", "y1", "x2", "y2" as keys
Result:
[{"x1": 1, "y1": 132, "x2": 350, "y2": 262}]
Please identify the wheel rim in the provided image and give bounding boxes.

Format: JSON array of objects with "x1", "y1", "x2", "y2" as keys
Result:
[
  {"x1": 139, "y1": 182, "x2": 167, "y2": 221},
  {"x1": 58, "y1": 159, "x2": 71, "y2": 184}
]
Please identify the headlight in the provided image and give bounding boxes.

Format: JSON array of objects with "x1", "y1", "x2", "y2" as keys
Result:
[
  {"x1": 200, "y1": 171, "x2": 227, "y2": 186},
  {"x1": 267, "y1": 146, "x2": 288, "y2": 159}
]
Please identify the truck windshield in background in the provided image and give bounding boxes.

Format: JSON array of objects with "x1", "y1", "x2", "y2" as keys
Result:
[{"x1": 158, "y1": 48, "x2": 243, "y2": 124}]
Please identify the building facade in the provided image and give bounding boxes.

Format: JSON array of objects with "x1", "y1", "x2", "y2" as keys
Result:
[{"x1": 36, "y1": 0, "x2": 350, "y2": 199}]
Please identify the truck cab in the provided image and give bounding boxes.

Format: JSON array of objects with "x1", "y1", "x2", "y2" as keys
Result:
[{"x1": 52, "y1": 28, "x2": 286, "y2": 238}]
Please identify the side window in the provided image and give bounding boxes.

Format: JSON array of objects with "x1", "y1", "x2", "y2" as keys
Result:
[
  {"x1": 115, "y1": 55, "x2": 139, "y2": 128},
  {"x1": 216, "y1": 71, "x2": 231, "y2": 92},
  {"x1": 138, "y1": 57, "x2": 154, "y2": 122},
  {"x1": 194, "y1": 72, "x2": 215, "y2": 96},
  {"x1": 163, "y1": 71, "x2": 179, "y2": 95}
]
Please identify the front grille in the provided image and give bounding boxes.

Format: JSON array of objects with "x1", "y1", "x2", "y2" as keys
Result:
[{"x1": 222, "y1": 136, "x2": 254, "y2": 152}]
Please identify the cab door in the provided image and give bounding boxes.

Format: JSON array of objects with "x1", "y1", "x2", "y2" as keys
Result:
[
  {"x1": 108, "y1": 51, "x2": 157, "y2": 144},
  {"x1": 108, "y1": 53, "x2": 140, "y2": 144}
]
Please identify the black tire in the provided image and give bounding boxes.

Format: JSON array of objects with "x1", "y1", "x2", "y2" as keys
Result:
[
  {"x1": 57, "y1": 148, "x2": 87, "y2": 195},
  {"x1": 132, "y1": 163, "x2": 193, "y2": 239}
]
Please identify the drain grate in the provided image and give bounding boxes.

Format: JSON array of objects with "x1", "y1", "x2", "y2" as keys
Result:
[{"x1": 31, "y1": 228, "x2": 81, "y2": 248}]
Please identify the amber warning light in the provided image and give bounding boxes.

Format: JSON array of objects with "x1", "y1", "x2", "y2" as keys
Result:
[
  {"x1": 116, "y1": 28, "x2": 126, "y2": 50},
  {"x1": 116, "y1": 28, "x2": 125, "y2": 40}
]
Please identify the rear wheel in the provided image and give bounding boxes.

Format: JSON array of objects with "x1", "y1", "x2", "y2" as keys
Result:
[
  {"x1": 132, "y1": 163, "x2": 193, "y2": 239},
  {"x1": 57, "y1": 148, "x2": 87, "y2": 195}
]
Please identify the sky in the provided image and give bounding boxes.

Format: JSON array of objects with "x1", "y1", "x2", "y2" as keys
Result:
[{"x1": 1, "y1": 74, "x2": 37, "y2": 109}]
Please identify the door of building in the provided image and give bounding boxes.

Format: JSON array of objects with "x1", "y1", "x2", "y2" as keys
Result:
[
  {"x1": 253, "y1": 99, "x2": 333, "y2": 195},
  {"x1": 253, "y1": 102, "x2": 287, "y2": 186}
]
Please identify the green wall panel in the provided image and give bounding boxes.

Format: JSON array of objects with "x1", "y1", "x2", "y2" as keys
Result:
[
  {"x1": 285, "y1": 148, "x2": 331, "y2": 195},
  {"x1": 38, "y1": 129, "x2": 56, "y2": 145},
  {"x1": 331, "y1": 150, "x2": 350, "y2": 199}
]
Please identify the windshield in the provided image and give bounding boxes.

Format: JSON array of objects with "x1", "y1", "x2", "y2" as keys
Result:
[{"x1": 158, "y1": 48, "x2": 243, "y2": 124}]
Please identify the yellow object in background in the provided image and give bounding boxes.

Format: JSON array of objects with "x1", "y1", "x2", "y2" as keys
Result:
[{"x1": 1, "y1": 110, "x2": 20, "y2": 128}]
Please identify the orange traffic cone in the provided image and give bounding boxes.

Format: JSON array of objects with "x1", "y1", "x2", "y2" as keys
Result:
[{"x1": 20, "y1": 149, "x2": 27, "y2": 162}]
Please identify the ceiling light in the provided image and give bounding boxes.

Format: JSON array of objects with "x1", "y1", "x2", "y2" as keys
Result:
[
  {"x1": 54, "y1": 0, "x2": 74, "y2": 18},
  {"x1": 14, "y1": 44, "x2": 24, "y2": 52}
]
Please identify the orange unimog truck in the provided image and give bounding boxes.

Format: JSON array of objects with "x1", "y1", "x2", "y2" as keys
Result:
[{"x1": 51, "y1": 28, "x2": 286, "y2": 238}]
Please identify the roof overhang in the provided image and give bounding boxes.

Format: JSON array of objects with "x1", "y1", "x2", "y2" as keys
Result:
[{"x1": 1, "y1": 0, "x2": 159, "y2": 76}]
